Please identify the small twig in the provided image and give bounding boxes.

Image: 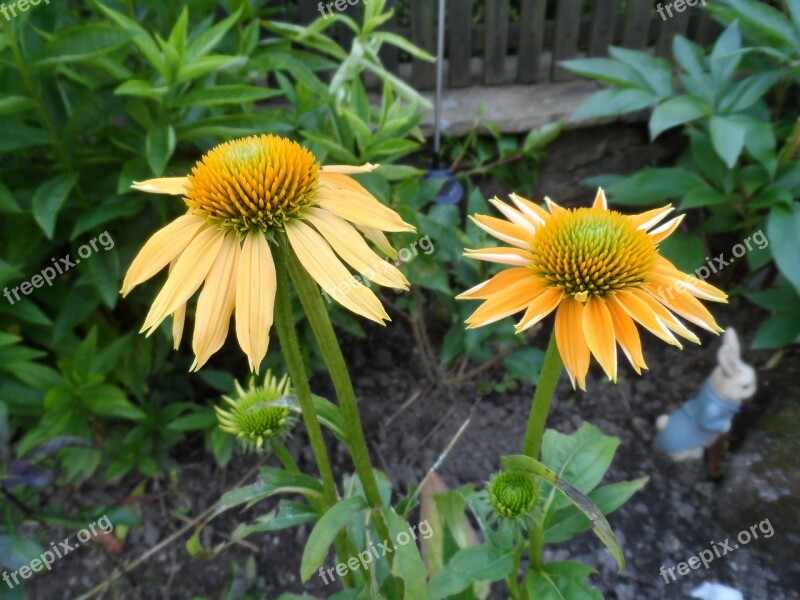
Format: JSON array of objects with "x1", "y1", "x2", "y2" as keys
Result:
[{"x1": 383, "y1": 389, "x2": 422, "y2": 428}]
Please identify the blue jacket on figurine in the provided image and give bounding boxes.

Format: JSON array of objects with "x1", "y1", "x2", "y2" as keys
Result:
[{"x1": 654, "y1": 378, "x2": 742, "y2": 454}]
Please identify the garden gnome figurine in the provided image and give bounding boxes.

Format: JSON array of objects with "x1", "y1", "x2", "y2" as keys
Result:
[{"x1": 655, "y1": 329, "x2": 756, "y2": 460}]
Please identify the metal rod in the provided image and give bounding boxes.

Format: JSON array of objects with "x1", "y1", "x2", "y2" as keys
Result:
[{"x1": 433, "y1": 0, "x2": 446, "y2": 167}]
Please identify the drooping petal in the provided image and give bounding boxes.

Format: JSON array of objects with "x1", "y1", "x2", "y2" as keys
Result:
[
  {"x1": 141, "y1": 226, "x2": 225, "y2": 336},
  {"x1": 614, "y1": 289, "x2": 682, "y2": 348},
  {"x1": 629, "y1": 289, "x2": 701, "y2": 345},
  {"x1": 544, "y1": 197, "x2": 567, "y2": 215},
  {"x1": 628, "y1": 205, "x2": 674, "y2": 231},
  {"x1": 582, "y1": 297, "x2": 617, "y2": 382},
  {"x1": 315, "y1": 184, "x2": 414, "y2": 233},
  {"x1": 320, "y1": 163, "x2": 379, "y2": 174},
  {"x1": 470, "y1": 215, "x2": 531, "y2": 248},
  {"x1": 464, "y1": 247, "x2": 536, "y2": 267},
  {"x1": 132, "y1": 177, "x2": 190, "y2": 195},
  {"x1": 592, "y1": 188, "x2": 608, "y2": 211},
  {"x1": 555, "y1": 297, "x2": 590, "y2": 390},
  {"x1": 515, "y1": 287, "x2": 564, "y2": 332},
  {"x1": 644, "y1": 273, "x2": 724, "y2": 333},
  {"x1": 303, "y1": 207, "x2": 408, "y2": 289},
  {"x1": 235, "y1": 231, "x2": 276, "y2": 373},
  {"x1": 465, "y1": 278, "x2": 551, "y2": 328},
  {"x1": 653, "y1": 257, "x2": 728, "y2": 302},
  {"x1": 606, "y1": 295, "x2": 647, "y2": 374},
  {"x1": 191, "y1": 233, "x2": 239, "y2": 371},
  {"x1": 457, "y1": 267, "x2": 534, "y2": 300},
  {"x1": 286, "y1": 219, "x2": 389, "y2": 323},
  {"x1": 121, "y1": 214, "x2": 206, "y2": 296},
  {"x1": 168, "y1": 257, "x2": 186, "y2": 349},
  {"x1": 356, "y1": 225, "x2": 398, "y2": 259}
]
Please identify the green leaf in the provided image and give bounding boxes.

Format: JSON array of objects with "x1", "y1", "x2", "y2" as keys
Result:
[
  {"x1": 177, "y1": 54, "x2": 242, "y2": 83},
  {"x1": 0, "y1": 120, "x2": 50, "y2": 151},
  {"x1": 767, "y1": 203, "x2": 800, "y2": 294},
  {"x1": 79, "y1": 384, "x2": 145, "y2": 420},
  {"x1": 545, "y1": 478, "x2": 648, "y2": 543},
  {"x1": 385, "y1": 509, "x2": 428, "y2": 600},
  {"x1": 709, "y1": 115, "x2": 748, "y2": 168},
  {"x1": 32, "y1": 25, "x2": 133, "y2": 67},
  {"x1": 672, "y1": 36, "x2": 706, "y2": 81},
  {"x1": 571, "y1": 88, "x2": 656, "y2": 120},
  {"x1": 607, "y1": 168, "x2": 706, "y2": 205},
  {"x1": 608, "y1": 46, "x2": 673, "y2": 98},
  {"x1": 560, "y1": 57, "x2": 644, "y2": 86},
  {"x1": 427, "y1": 544, "x2": 515, "y2": 600},
  {"x1": 524, "y1": 122, "x2": 563, "y2": 154},
  {"x1": 171, "y1": 85, "x2": 281, "y2": 107},
  {"x1": 0, "y1": 180, "x2": 21, "y2": 213},
  {"x1": 32, "y1": 173, "x2": 79, "y2": 239},
  {"x1": 187, "y1": 8, "x2": 242, "y2": 60},
  {"x1": 146, "y1": 123, "x2": 175, "y2": 176},
  {"x1": 167, "y1": 409, "x2": 216, "y2": 431},
  {"x1": 526, "y1": 562, "x2": 603, "y2": 600},
  {"x1": 681, "y1": 186, "x2": 731, "y2": 209},
  {"x1": 503, "y1": 454, "x2": 626, "y2": 572},
  {"x1": 659, "y1": 230, "x2": 707, "y2": 273},
  {"x1": 114, "y1": 80, "x2": 169, "y2": 100},
  {"x1": 209, "y1": 426, "x2": 235, "y2": 467},
  {"x1": 721, "y1": 72, "x2": 782, "y2": 113},
  {"x1": 300, "y1": 496, "x2": 367, "y2": 582},
  {"x1": 752, "y1": 310, "x2": 800, "y2": 349},
  {"x1": 649, "y1": 96, "x2": 709, "y2": 139},
  {"x1": 0, "y1": 95, "x2": 35, "y2": 116},
  {"x1": 722, "y1": 0, "x2": 800, "y2": 51},
  {"x1": 709, "y1": 21, "x2": 742, "y2": 87}
]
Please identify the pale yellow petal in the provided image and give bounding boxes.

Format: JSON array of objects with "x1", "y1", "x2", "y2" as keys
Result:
[
  {"x1": 320, "y1": 163, "x2": 379, "y2": 174},
  {"x1": 488, "y1": 198, "x2": 538, "y2": 236},
  {"x1": 648, "y1": 214, "x2": 684, "y2": 244},
  {"x1": 235, "y1": 232, "x2": 276, "y2": 373},
  {"x1": 191, "y1": 233, "x2": 239, "y2": 371},
  {"x1": 469, "y1": 215, "x2": 531, "y2": 249},
  {"x1": 357, "y1": 225, "x2": 398, "y2": 259},
  {"x1": 132, "y1": 177, "x2": 190, "y2": 195},
  {"x1": 456, "y1": 268, "x2": 534, "y2": 300},
  {"x1": 592, "y1": 188, "x2": 608, "y2": 211},
  {"x1": 286, "y1": 220, "x2": 389, "y2": 323},
  {"x1": 303, "y1": 207, "x2": 408, "y2": 289},
  {"x1": 465, "y1": 278, "x2": 550, "y2": 328},
  {"x1": 121, "y1": 214, "x2": 206, "y2": 296},
  {"x1": 509, "y1": 193, "x2": 550, "y2": 226},
  {"x1": 627, "y1": 205, "x2": 674, "y2": 231},
  {"x1": 314, "y1": 187, "x2": 414, "y2": 233},
  {"x1": 140, "y1": 226, "x2": 225, "y2": 336},
  {"x1": 544, "y1": 196, "x2": 567, "y2": 215},
  {"x1": 515, "y1": 287, "x2": 564, "y2": 332},
  {"x1": 464, "y1": 247, "x2": 535, "y2": 267},
  {"x1": 168, "y1": 258, "x2": 186, "y2": 349}
]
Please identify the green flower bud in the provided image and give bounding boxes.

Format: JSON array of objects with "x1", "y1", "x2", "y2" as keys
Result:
[
  {"x1": 487, "y1": 470, "x2": 538, "y2": 519},
  {"x1": 215, "y1": 371, "x2": 296, "y2": 450}
]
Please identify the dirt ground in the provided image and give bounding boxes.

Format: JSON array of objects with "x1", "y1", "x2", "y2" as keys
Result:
[{"x1": 22, "y1": 124, "x2": 800, "y2": 600}]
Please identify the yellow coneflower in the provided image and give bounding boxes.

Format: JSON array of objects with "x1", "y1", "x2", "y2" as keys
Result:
[
  {"x1": 121, "y1": 134, "x2": 414, "y2": 371},
  {"x1": 457, "y1": 189, "x2": 727, "y2": 390}
]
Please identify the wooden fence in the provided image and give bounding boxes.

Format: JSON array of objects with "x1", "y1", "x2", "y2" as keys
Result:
[{"x1": 294, "y1": 0, "x2": 719, "y2": 90}]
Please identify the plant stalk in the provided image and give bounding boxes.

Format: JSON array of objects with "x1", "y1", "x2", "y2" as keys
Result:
[{"x1": 522, "y1": 332, "x2": 563, "y2": 459}]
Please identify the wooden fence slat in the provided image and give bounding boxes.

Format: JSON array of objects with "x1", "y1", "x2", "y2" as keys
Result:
[
  {"x1": 448, "y1": 0, "x2": 474, "y2": 87},
  {"x1": 623, "y1": 0, "x2": 654, "y2": 49},
  {"x1": 516, "y1": 0, "x2": 546, "y2": 84},
  {"x1": 380, "y1": 0, "x2": 399, "y2": 72},
  {"x1": 589, "y1": 0, "x2": 621, "y2": 56},
  {"x1": 656, "y1": 4, "x2": 692, "y2": 57},
  {"x1": 483, "y1": 0, "x2": 510, "y2": 85},
  {"x1": 297, "y1": 0, "x2": 319, "y2": 24},
  {"x1": 551, "y1": 0, "x2": 582, "y2": 81},
  {"x1": 411, "y1": 0, "x2": 438, "y2": 89}
]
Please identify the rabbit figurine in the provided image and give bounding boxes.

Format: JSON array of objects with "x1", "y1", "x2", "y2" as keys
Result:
[{"x1": 655, "y1": 328, "x2": 756, "y2": 460}]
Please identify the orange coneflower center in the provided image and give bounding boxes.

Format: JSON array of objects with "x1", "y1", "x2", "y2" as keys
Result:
[
  {"x1": 530, "y1": 208, "x2": 657, "y2": 301},
  {"x1": 184, "y1": 135, "x2": 320, "y2": 233}
]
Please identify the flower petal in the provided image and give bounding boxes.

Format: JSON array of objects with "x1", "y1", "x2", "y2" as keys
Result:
[
  {"x1": 315, "y1": 176, "x2": 414, "y2": 233},
  {"x1": 235, "y1": 232, "x2": 276, "y2": 372},
  {"x1": 320, "y1": 163, "x2": 379, "y2": 174},
  {"x1": 286, "y1": 219, "x2": 389, "y2": 323},
  {"x1": 488, "y1": 198, "x2": 538, "y2": 236},
  {"x1": 132, "y1": 177, "x2": 190, "y2": 195},
  {"x1": 140, "y1": 226, "x2": 225, "y2": 336},
  {"x1": 191, "y1": 233, "x2": 239, "y2": 371},
  {"x1": 356, "y1": 225, "x2": 398, "y2": 259},
  {"x1": 470, "y1": 214, "x2": 531, "y2": 249},
  {"x1": 464, "y1": 247, "x2": 535, "y2": 267},
  {"x1": 653, "y1": 257, "x2": 728, "y2": 302},
  {"x1": 121, "y1": 214, "x2": 206, "y2": 296},
  {"x1": 648, "y1": 214, "x2": 684, "y2": 244},
  {"x1": 630, "y1": 289, "x2": 700, "y2": 345},
  {"x1": 615, "y1": 289, "x2": 682, "y2": 348},
  {"x1": 592, "y1": 188, "x2": 608, "y2": 211},
  {"x1": 457, "y1": 267, "x2": 534, "y2": 300},
  {"x1": 555, "y1": 297, "x2": 590, "y2": 390},
  {"x1": 544, "y1": 196, "x2": 567, "y2": 215},
  {"x1": 644, "y1": 275, "x2": 723, "y2": 333},
  {"x1": 465, "y1": 278, "x2": 551, "y2": 328},
  {"x1": 515, "y1": 287, "x2": 564, "y2": 332},
  {"x1": 606, "y1": 295, "x2": 647, "y2": 374},
  {"x1": 303, "y1": 207, "x2": 408, "y2": 289},
  {"x1": 509, "y1": 193, "x2": 549, "y2": 226},
  {"x1": 582, "y1": 297, "x2": 617, "y2": 382},
  {"x1": 627, "y1": 205, "x2": 674, "y2": 231},
  {"x1": 168, "y1": 257, "x2": 186, "y2": 349}
]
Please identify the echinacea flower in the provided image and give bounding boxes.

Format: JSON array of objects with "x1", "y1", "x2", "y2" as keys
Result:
[
  {"x1": 122, "y1": 134, "x2": 414, "y2": 371},
  {"x1": 457, "y1": 189, "x2": 727, "y2": 390},
  {"x1": 215, "y1": 371, "x2": 296, "y2": 450}
]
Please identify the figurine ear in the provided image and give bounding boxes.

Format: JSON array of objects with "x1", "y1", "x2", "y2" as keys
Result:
[
  {"x1": 718, "y1": 329, "x2": 742, "y2": 375},
  {"x1": 722, "y1": 328, "x2": 741, "y2": 358}
]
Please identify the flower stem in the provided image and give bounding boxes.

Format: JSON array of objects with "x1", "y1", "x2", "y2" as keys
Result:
[
  {"x1": 284, "y1": 248, "x2": 394, "y2": 549},
  {"x1": 522, "y1": 332, "x2": 563, "y2": 459},
  {"x1": 273, "y1": 253, "x2": 339, "y2": 508}
]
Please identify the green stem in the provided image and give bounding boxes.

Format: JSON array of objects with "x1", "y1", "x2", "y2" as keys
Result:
[
  {"x1": 284, "y1": 247, "x2": 394, "y2": 552},
  {"x1": 273, "y1": 254, "x2": 339, "y2": 506},
  {"x1": 522, "y1": 332, "x2": 563, "y2": 459}
]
